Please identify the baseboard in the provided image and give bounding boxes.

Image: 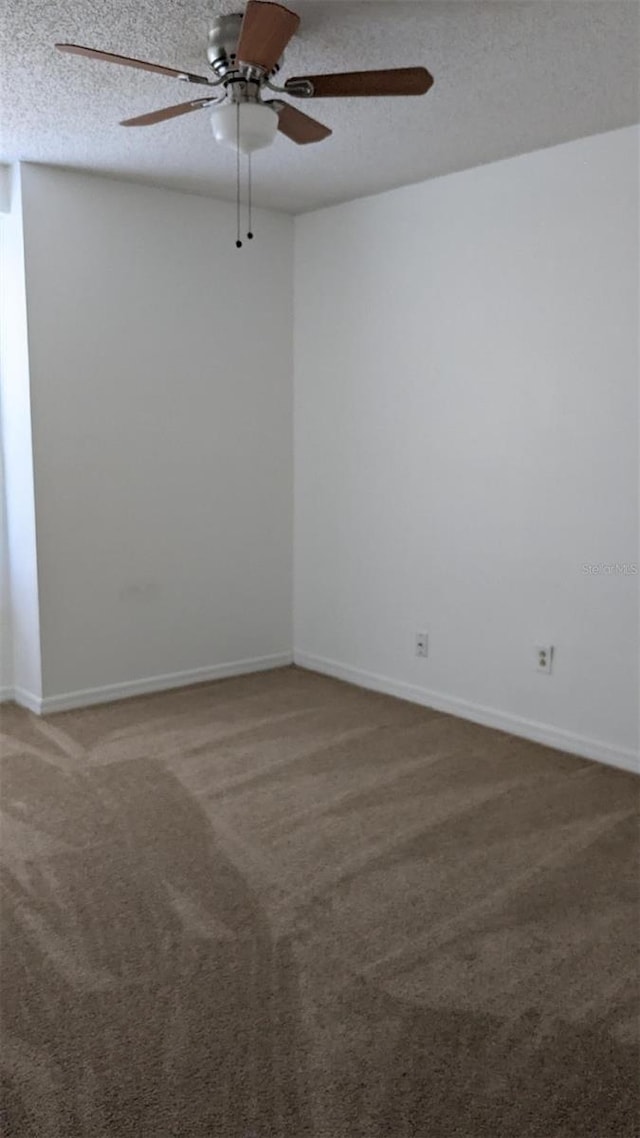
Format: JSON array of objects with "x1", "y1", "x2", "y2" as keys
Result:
[
  {"x1": 11, "y1": 653, "x2": 293, "y2": 715},
  {"x1": 9, "y1": 686, "x2": 43, "y2": 714},
  {"x1": 294, "y1": 651, "x2": 639, "y2": 775},
  {"x1": 8, "y1": 650, "x2": 637, "y2": 774}
]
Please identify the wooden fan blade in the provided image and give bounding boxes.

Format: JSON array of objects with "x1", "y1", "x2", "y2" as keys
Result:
[
  {"x1": 285, "y1": 67, "x2": 434, "y2": 98},
  {"x1": 55, "y1": 43, "x2": 213, "y2": 86},
  {"x1": 121, "y1": 98, "x2": 215, "y2": 127},
  {"x1": 236, "y1": 1, "x2": 300, "y2": 72},
  {"x1": 274, "y1": 102, "x2": 331, "y2": 145}
]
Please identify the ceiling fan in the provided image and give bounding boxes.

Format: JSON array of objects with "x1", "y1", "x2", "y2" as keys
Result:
[{"x1": 55, "y1": 0, "x2": 434, "y2": 242}]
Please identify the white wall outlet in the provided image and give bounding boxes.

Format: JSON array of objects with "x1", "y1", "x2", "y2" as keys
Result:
[
  {"x1": 535, "y1": 644, "x2": 554, "y2": 674},
  {"x1": 416, "y1": 632, "x2": 429, "y2": 658}
]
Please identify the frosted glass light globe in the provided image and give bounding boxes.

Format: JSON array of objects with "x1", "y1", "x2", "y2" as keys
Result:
[{"x1": 210, "y1": 103, "x2": 278, "y2": 154}]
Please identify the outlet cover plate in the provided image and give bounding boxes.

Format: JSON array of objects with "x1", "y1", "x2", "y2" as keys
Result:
[
  {"x1": 535, "y1": 644, "x2": 553, "y2": 674},
  {"x1": 416, "y1": 632, "x2": 429, "y2": 658}
]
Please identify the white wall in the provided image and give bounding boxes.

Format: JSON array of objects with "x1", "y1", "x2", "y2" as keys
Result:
[
  {"x1": 0, "y1": 163, "x2": 12, "y2": 695},
  {"x1": 0, "y1": 425, "x2": 13, "y2": 696},
  {"x1": 294, "y1": 126, "x2": 639, "y2": 769},
  {"x1": 19, "y1": 165, "x2": 293, "y2": 705},
  {"x1": 0, "y1": 165, "x2": 10, "y2": 213},
  {"x1": 0, "y1": 166, "x2": 42, "y2": 704}
]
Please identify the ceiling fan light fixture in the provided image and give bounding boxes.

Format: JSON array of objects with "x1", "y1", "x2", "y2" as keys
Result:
[
  {"x1": 210, "y1": 102, "x2": 279, "y2": 154},
  {"x1": 55, "y1": 2, "x2": 435, "y2": 244}
]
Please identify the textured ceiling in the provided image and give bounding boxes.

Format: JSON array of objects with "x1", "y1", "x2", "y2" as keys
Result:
[{"x1": 1, "y1": 1, "x2": 638, "y2": 213}]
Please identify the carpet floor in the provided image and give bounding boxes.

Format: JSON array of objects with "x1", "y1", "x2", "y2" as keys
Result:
[{"x1": 0, "y1": 665, "x2": 638, "y2": 1137}]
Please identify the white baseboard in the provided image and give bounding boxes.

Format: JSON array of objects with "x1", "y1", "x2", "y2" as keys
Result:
[
  {"x1": 294, "y1": 651, "x2": 639, "y2": 776},
  {"x1": 8, "y1": 653, "x2": 293, "y2": 716},
  {"x1": 8, "y1": 686, "x2": 43, "y2": 714},
  {"x1": 6, "y1": 649, "x2": 637, "y2": 775}
]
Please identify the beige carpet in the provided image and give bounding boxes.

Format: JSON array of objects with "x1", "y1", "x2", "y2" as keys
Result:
[{"x1": 0, "y1": 665, "x2": 638, "y2": 1137}]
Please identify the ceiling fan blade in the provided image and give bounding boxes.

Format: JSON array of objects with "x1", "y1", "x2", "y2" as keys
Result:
[
  {"x1": 236, "y1": 1, "x2": 300, "y2": 72},
  {"x1": 272, "y1": 102, "x2": 331, "y2": 145},
  {"x1": 121, "y1": 98, "x2": 215, "y2": 127},
  {"x1": 285, "y1": 67, "x2": 434, "y2": 98},
  {"x1": 55, "y1": 43, "x2": 214, "y2": 86}
]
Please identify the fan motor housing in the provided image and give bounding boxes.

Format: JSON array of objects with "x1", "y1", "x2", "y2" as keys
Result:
[{"x1": 207, "y1": 12, "x2": 282, "y2": 77}]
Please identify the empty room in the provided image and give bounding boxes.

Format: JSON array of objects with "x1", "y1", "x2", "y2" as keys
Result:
[{"x1": 0, "y1": 1, "x2": 638, "y2": 1134}]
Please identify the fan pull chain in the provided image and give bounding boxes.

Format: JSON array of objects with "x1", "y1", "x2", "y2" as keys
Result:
[
  {"x1": 235, "y1": 101, "x2": 242, "y2": 249},
  {"x1": 247, "y1": 153, "x2": 253, "y2": 241}
]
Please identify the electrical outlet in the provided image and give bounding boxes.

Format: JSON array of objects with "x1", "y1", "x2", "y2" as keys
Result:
[
  {"x1": 535, "y1": 645, "x2": 553, "y2": 674},
  {"x1": 416, "y1": 632, "x2": 429, "y2": 658}
]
